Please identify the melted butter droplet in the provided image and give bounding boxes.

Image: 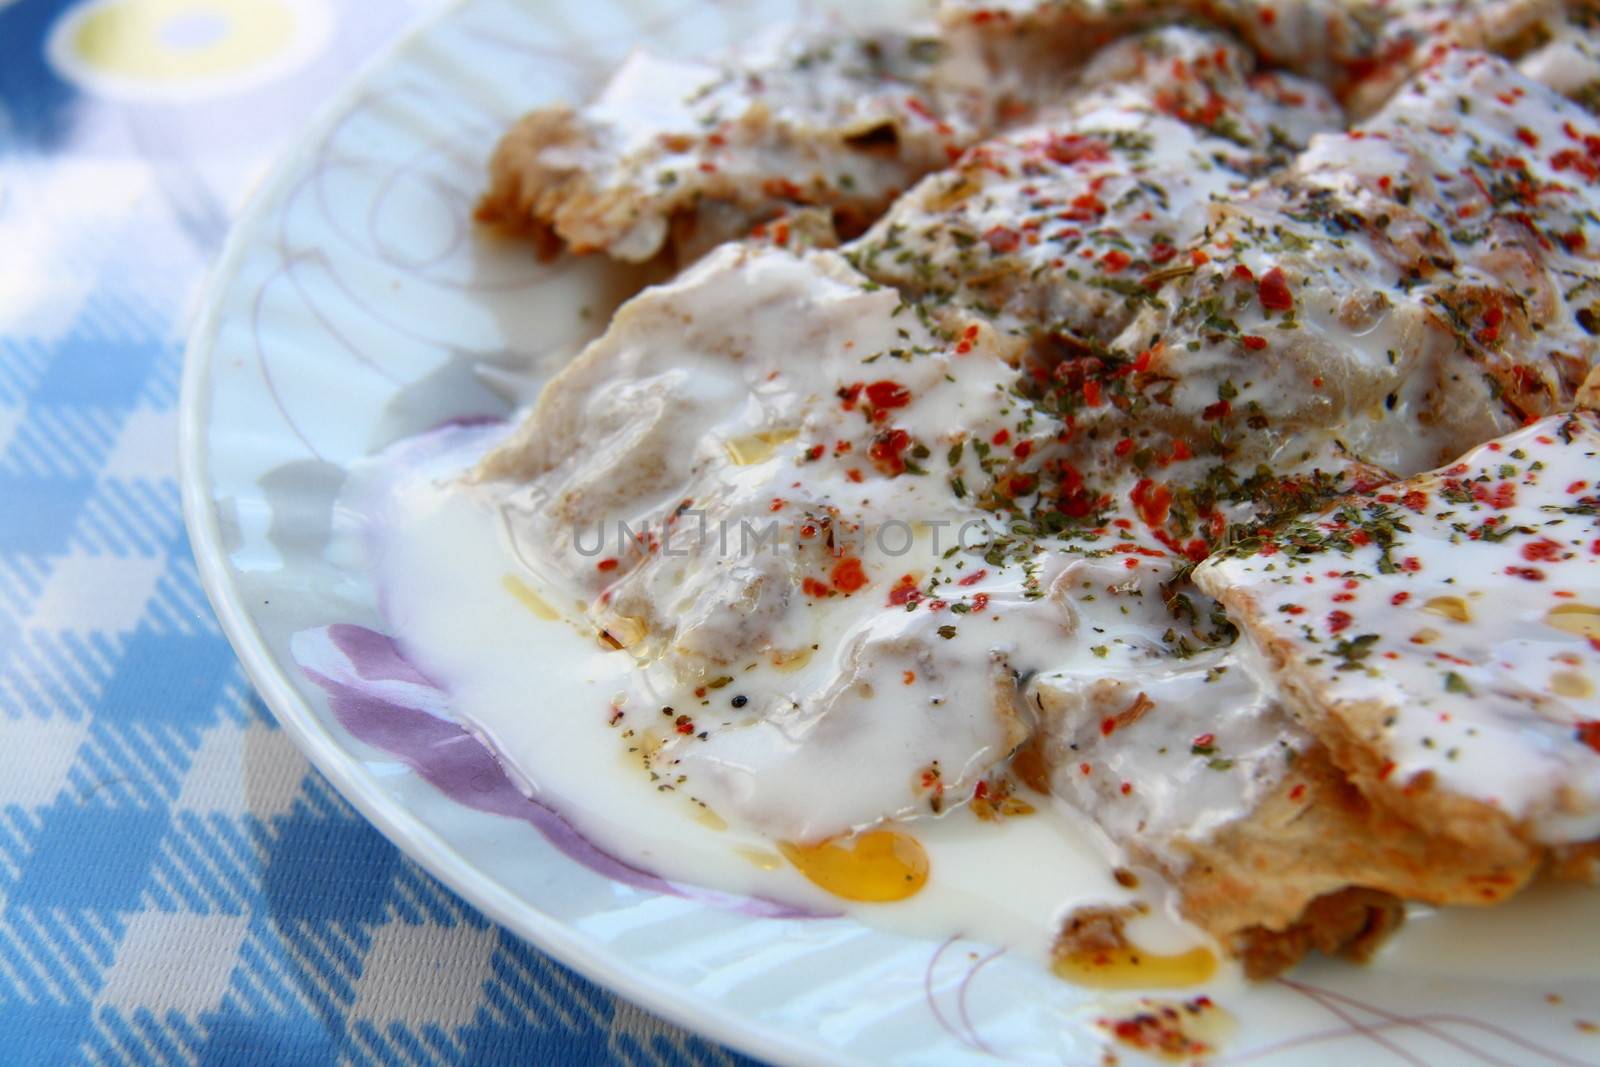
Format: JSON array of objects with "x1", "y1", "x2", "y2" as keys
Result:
[
  {"x1": 1053, "y1": 945, "x2": 1217, "y2": 990},
  {"x1": 1422, "y1": 596, "x2": 1473, "y2": 623},
  {"x1": 1546, "y1": 603, "x2": 1600, "y2": 639},
  {"x1": 778, "y1": 829, "x2": 929, "y2": 902},
  {"x1": 1551, "y1": 670, "x2": 1595, "y2": 699},
  {"x1": 724, "y1": 428, "x2": 798, "y2": 466},
  {"x1": 501, "y1": 575, "x2": 560, "y2": 620},
  {"x1": 771, "y1": 647, "x2": 813, "y2": 672},
  {"x1": 693, "y1": 806, "x2": 728, "y2": 831},
  {"x1": 735, "y1": 847, "x2": 783, "y2": 871}
]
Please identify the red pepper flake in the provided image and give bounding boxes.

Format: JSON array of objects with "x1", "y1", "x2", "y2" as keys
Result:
[
  {"x1": 958, "y1": 568, "x2": 988, "y2": 587},
  {"x1": 1130, "y1": 478, "x2": 1173, "y2": 527},
  {"x1": 1193, "y1": 732, "x2": 1215, "y2": 748},
  {"x1": 1242, "y1": 334, "x2": 1268, "y2": 350},
  {"x1": 1515, "y1": 126, "x2": 1539, "y2": 148},
  {"x1": 1013, "y1": 439, "x2": 1033, "y2": 459},
  {"x1": 1232, "y1": 263, "x2": 1254, "y2": 282},
  {"x1": 887, "y1": 574, "x2": 921, "y2": 606},
  {"x1": 865, "y1": 380, "x2": 912, "y2": 410},
  {"x1": 1391, "y1": 591, "x2": 1410, "y2": 606},
  {"x1": 1113, "y1": 437, "x2": 1135, "y2": 457},
  {"x1": 1402, "y1": 490, "x2": 1428, "y2": 511},
  {"x1": 838, "y1": 382, "x2": 863, "y2": 410},
  {"x1": 1473, "y1": 481, "x2": 1517, "y2": 509},
  {"x1": 1257, "y1": 267, "x2": 1293, "y2": 310},
  {"x1": 1100, "y1": 716, "x2": 1117, "y2": 737},
  {"x1": 1083, "y1": 380, "x2": 1103, "y2": 406},
  {"x1": 596, "y1": 558, "x2": 619, "y2": 572},
  {"x1": 1120, "y1": 781, "x2": 1133, "y2": 796},
  {"x1": 831, "y1": 557, "x2": 868, "y2": 593},
  {"x1": 992, "y1": 428, "x2": 1011, "y2": 446},
  {"x1": 1202, "y1": 400, "x2": 1231, "y2": 420},
  {"x1": 1044, "y1": 134, "x2": 1110, "y2": 166},
  {"x1": 1578, "y1": 722, "x2": 1600, "y2": 755},
  {"x1": 1505, "y1": 565, "x2": 1546, "y2": 581},
  {"x1": 845, "y1": 468, "x2": 864, "y2": 483},
  {"x1": 1190, "y1": 249, "x2": 1209, "y2": 266},
  {"x1": 1378, "y1": 759, "x2": 1396, "y2": 781},
  {"x1": 1102, "y1": 249, "x2": 1132, "y2": 273},
  {"x1": 983, "y1": 225, "x2": 1021, "y2": 253},
  {"x1": 971, "y1": 592, "x2": 990, "y2": 612},
  {"x1": 1328, "y1": 610, "x2": 1353, "y2": 634},
  {"x1": 1079, "y1": 762, "x2": 1092, "y2": 776},
  {"x1": 802, "y1": 577, "x2": 832, "y2": 599},
  {"x1": 868, "y1": 428, "x2": 912, "y2": 475},
  {"x1": 675, "y1": 715, "x2": 696, "y2": 735},
  {"x1": 1522, "y1": 538, "x2": 1564, "y2": 562},
  {"x1": 903, "y1": 670, "x2": 916, "y2": 685},
  {"x1": 769, "y1": 498, "x2": 785, "y2": 512}
]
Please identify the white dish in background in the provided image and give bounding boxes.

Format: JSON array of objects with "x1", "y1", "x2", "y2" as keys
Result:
[{"x1": 179, "y1": 0, "x2": 1600, "y2": 1063}]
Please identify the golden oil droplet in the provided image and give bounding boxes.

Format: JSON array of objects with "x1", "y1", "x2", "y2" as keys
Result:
[
  {"x1": 1551, "y1": 671, "x2": 1595, "y2": 699},
  {"x1": 693, "y1": 806, "x2": 728, "y2": 831},
  {"x1": 1546, "y1": 603, "x2": 1600, "y2": 639},
  {"x1": 778, "y1": 829, "x2": 929, "y2": 902},
  {"x1": 724, "y1": 428, "x2": 798, "y2": 466},
  {"x1": 736, "y1": 847, "x2": 783, "y2": 871},
  {"x1": 501, "y1": 575, "x2": 560, "y2": 620},
  {"x1": 1052, "y1": 945, "x2": 1218, "y2": 990},
  {"x1": 1422, "y1": 596, "x2": 1472, "y2": 623},
  {"x1": 1410, "y1": 627, "x2": 1441, "y2": 646},
  {"x1": 771, "y1": 647, "x2": 814, "y2": 672}
]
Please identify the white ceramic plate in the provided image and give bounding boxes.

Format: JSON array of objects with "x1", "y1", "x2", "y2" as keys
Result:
[{"x1": 179, "y1": 1, "x2": 1600, "y2": 1063}]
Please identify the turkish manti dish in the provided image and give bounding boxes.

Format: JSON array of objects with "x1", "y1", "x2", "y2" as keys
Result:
[{"x1": 368, "y1": 0, "x2": 1600, "y2": 991}]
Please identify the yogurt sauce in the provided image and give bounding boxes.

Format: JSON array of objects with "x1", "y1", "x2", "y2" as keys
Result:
[
  {"x1": 348, "y1": 422, "x2": 1207, "y2": 970},
  {"x1": 346, "y1": 414, "x2": 1600, "y2": 986}
]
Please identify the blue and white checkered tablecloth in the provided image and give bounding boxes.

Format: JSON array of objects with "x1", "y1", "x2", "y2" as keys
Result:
[{"x1": 0, "y1": 1, "x2": 757, "y2": 1062}]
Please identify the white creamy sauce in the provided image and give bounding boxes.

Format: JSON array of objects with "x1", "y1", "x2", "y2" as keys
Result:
[
  {"x1": 354, "y1": 415, "x2": 1600, "y2": 984},
  {"x1": 353, "y1": 425, "x2": 1200, "y2": 965}
]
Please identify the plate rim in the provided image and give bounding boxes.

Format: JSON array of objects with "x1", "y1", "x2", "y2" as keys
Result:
[{"x1": 176, "y1": 4, "x2": 848, "y2": 1063}]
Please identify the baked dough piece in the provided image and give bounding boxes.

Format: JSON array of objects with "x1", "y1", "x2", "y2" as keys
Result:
[
  {"x1": 476, "y1": 22, "x2": 1053, "y2": 264},
  {"x1": 1025, "y1": 565, "x2": 1538, "y2": 978},
  {"x1": 1088, "y1": 51, "x2": 1600, "y2": 483},
  {"x1": 939, "y1": 0, "x2": 1558, "y2": 114},
  {"x1": 849, "y1": 27, "x2": 1340, "y2": 351},
  {"x1": 1196, "y1": 411, "x2": 1600, "y2": 864}
]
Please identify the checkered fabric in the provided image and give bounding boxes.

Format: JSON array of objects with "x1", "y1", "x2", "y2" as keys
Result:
[{"x1": 0, "y1": 1, "x2": 756, "y2": 1063}]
